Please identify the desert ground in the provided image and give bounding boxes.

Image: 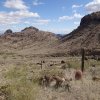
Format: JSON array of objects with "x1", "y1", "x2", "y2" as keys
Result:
[{"x1": 0, "y1": 51, "x2": 100, "y2": 100}]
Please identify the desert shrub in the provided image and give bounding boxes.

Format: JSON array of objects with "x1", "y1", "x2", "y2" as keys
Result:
[
  {"x1": 3, "y1": 65, "x2": 40, "y2": 100},
  {"x1": 7, "y1": 80, "x2": 38, "y2": 100},
  {"x1": 40, "y1": 68, "x2": 65, "y2": 78},
  {"x1": 0, "y1": 85, "x2": 10, "y2": 100},
  {"x1": 66, "y1": 61, "x2": 80, "y2": 69},
  {"x1": 61, "y1": 60, "x2": 65, "y2": 64},
  {"x1": 61, "y1": 64, "x2": 67, "y2": 69}
]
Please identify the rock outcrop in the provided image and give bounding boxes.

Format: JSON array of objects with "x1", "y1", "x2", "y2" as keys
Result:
[
  {"x1": 4, "y1": 29, "x2": 13, "y2": 34},
  {"x1": 80, "y1": 12, "x2": 100, "y2": 26}
]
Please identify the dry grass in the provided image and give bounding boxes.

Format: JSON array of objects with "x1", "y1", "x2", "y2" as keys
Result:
[
  {"x1": 0, "y1": 54, "x2": 100, "y2": 100},
  {"x1": 1, "y1": 65, "x2": 40, "y2": 100}
]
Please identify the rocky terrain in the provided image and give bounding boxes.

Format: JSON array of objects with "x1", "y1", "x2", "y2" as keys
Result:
[
  {"x1": 0, "y1": 26, "x2": 60, "y2": 57},
  {"x1": 57, "y1": 11, "x2": 100, "y2": 55},
  {"x1": 0, "y1": 12, "x2": 100, "y2": 56}
]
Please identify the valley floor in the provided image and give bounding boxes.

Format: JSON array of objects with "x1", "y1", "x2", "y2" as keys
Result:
[{"x1": 0, "y1": 52, "x2": 100, "y2": 100}]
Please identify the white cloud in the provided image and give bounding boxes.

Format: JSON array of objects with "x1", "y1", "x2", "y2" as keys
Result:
[
  {"x1": 59, "y1": 16, "x2": 73, "y2": 21},
  {"x1": 59, "y1": 12, "x2": 83, "y2": 21},
  {"x1": 22, "y1": 19, "x2": 51, "y2": 25},
  {"x1": 30, "y1": 19, "x2": 50, "y2": 25},
  {"x1": 33, "y1": 0, "x2": 44, "y2": 6},
  {"x1": 0, "y1": 10, "x2": 39, "y2": 25},
  {"x1": 72, "y1": 4, "x2": 83, "y2": 8},
  {"x1": 9, "y1": 10, "x2": 39, "y2": 18},
  {"x1": 85, "y1": 0, "x2": 100, "y2": 12},
  {"x1": 4, "y1": 0, "x2": 28, "y2": 10},
  {"x1": 0, "y1": 12, "x2": 20, "y2": 24},
  {"x1": 74, "y1": 13, "x2": 83, "y2": 19},
  {"x1": 24, "y1": 21, "x2": 30, "y2": 24},
  {"x1": 0, "y1": 0, "x2": 40, "y2": 25},
  {"x1": 35, "y1": 19, "x2": 50, "y2": 25},
  {"x1": 74, "y1": 21, "x2": 80, "y2": 25}
]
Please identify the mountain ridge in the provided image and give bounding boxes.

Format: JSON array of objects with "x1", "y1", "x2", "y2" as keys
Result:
[
  {"x1": 0, "y1": 11, "x2": 100, "y2": 56},
  {"x1": 57, "y1": 11, "x2": 100, "y2": 55}
]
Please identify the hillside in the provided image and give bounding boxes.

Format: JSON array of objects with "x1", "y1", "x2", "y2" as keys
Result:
[
  {"x1": 0, "y1": 26, "x2": 60, "y2": 56},
  {"x1": 0, "y1": 12, "x2": 100, "y2": 56},
  {"x1": 57, "y1": 11, "x2": 100, "y2": 55}
]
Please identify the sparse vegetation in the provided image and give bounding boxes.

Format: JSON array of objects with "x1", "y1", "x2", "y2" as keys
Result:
[
  {"x1": 0, "y1": 56, "x2": 99, "y2": 100},
  {"x1": 2, "y1": 65, "x2": 40, "y2": 100},
  {"x1": 0, "y1": 11, "x2": 100, "y2": 99}
]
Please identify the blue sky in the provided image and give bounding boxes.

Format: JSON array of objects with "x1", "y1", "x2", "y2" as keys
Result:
[{"x1": 0, "y1": 0, "x2": 100, "y2": 34}]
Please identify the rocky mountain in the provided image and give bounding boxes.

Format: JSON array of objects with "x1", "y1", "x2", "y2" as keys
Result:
[
  {"x1": 0, "y1": 26, "x2": 60, "y2": 56},
  {"x1": 0, "y1": 12, "x2": 100, "y2": 56},
  {"x1": 57, "y1": 11, "x2": 100, "y2": 55}
]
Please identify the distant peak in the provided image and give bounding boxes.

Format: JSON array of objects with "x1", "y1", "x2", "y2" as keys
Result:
[
  {"x1": 80, "y1": 11, "x2": 100, "y2": 26},
  {"x1": 4, "y1": 29, "x2": 13, "y2": 34},
  {"x1": 21, "y1": 26, "x2": 39, "y2": 32}
]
